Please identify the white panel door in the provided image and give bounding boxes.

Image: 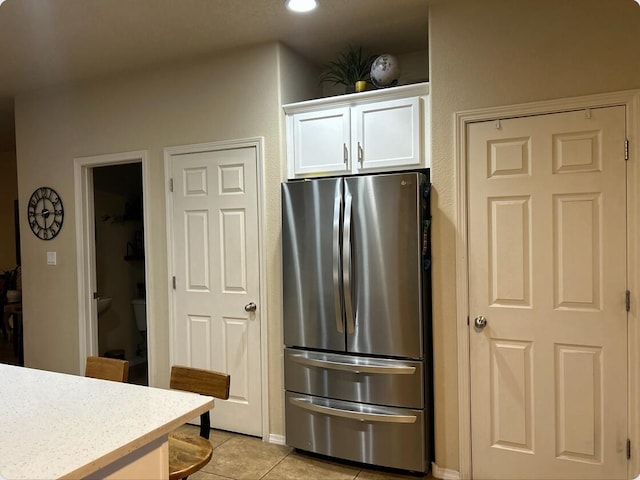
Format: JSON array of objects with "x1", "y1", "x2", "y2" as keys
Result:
[
  {"x1": 170, "y1": 146, "x2": 261, "y2": 436},
  {"x1": 468, "y1": 107, "x2": 627, "y2": 479}
]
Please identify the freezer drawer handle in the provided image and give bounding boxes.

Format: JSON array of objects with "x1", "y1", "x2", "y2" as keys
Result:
[
  {"x1": 290, "y1": 397, "x2": 417, "y2": 424},
  {"x1": 290, "y1": 354, "x2": 416, "y2": 374}
]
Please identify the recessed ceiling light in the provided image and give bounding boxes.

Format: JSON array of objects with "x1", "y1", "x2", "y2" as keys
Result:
[{"x1": 286, "y1": 0, "x2": 317, "y2": 13}]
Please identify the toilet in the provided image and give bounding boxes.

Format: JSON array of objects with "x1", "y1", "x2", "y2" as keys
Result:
[{"x1": 131, "y1": 298, "x2": 146, "y2": 332}]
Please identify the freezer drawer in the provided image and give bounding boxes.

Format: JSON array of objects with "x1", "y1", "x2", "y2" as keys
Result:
[
  {"x1": 285, "y1": 348, "x2": 424, "y2": 409},
  {"x1": 285, "y1": 392, "x2": 427, "y2": 472}
]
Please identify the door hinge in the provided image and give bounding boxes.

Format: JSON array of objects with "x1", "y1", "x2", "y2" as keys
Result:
[
  {"x1": 169, "y1": 178, "x2": 174, "y2": 192},
  {"x1": 627, "y1": 438, "x2": 631, "y2": 459},
  {"x1": 467, "y1": 316, "x2": 470, "y2": 326},
  {"x1": 626, "y1": 290, "x2": 631, "y2": 312},
  {"x1": 172, "y1": 276, "x2": 176, "y2": 290},
  {"x1": 625, "y1": 139, "x2": 629, "y2": 161}
]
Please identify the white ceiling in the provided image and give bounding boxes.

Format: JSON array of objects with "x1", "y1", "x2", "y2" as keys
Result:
[{"x1": 0, "y1": 0, "x2": 429, "y2": 151}]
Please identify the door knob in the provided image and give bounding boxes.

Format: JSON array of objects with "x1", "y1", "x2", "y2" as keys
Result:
[
  {"x1": 244, "y1": 302, "x2": 257, "y2": 312},
  {"x1": 474, "y1": 315, "x2": 488, "y2": 330}
]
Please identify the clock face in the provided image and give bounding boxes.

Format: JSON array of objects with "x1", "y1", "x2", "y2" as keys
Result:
[{"x1": 27, "y1": 187, "x2": 64, "y2": 240}]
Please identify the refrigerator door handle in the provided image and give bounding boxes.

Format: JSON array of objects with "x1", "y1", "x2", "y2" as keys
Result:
[
  {"x1": 332, "y1": 194, "x2": 344, "y2": 334},
  {"x1": 342, "y1": 190, "x2": 355, "y2": 334},
  {"x1": 289, "y1": 353, "x2": 417, "y2": 374},
  {"x1": 289, "y1": 397, "x2": 417, "y2": 424}
]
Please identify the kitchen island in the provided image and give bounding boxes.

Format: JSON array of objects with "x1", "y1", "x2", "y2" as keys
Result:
[{"x1": 0, "y1": 363, "x2": 214, "y2": 480}]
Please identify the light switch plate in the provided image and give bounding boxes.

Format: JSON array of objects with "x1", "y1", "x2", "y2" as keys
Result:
[{"x1": 46, "y1": 251, "x2": 57, "y2": 265}]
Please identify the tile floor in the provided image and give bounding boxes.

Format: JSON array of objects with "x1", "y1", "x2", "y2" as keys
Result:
[{"x1": 179, "y1": 425, "x2": 433, "y2": 480}]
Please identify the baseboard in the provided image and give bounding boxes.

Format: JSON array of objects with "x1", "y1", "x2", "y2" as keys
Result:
[
  {"x1": 432, "y1": 462, "x2": 460, "y2": 480},
  {"x1": 268, "y1": 433, "x2": 286, "y2": 445}
]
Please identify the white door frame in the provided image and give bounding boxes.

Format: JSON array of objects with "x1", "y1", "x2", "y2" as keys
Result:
[
  {"x1": 163, "y1": 137, "x2": 269, "y2": 440},
  {"x1": 455, "y1": 90, "x2": 640, "y2": 479},
  {"x1": 74, "y1": 150, "x2": 153, "y2": 376}
]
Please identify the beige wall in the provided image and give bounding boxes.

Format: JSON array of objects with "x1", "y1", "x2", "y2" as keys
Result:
[
  {"x1": 272, "y1": 46, "x2": 321, "y2": 435},
  {"x1": 0, "y1": 150, "x2": 18, "y2": 271},
  {"x1": 14, "y1": 42, "x2": 296, "y2": 435},
  {"x1": 428, "y1": 0, "x2": 640, "y2": 471}
]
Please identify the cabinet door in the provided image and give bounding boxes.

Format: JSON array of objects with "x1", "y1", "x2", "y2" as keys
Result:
[
  {"x1": 290, "y1": 107, "x2": 350, "y2": 177},
  {"x1": 352, "y1": 97, "x2": 421, "y2": 172}
]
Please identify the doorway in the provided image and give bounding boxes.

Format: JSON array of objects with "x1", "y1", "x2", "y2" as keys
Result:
[
  {"x1": 74, "y1": 150, "x2": 152, "y2": 383},
  {"x1": 93, "y1": 163, "x2": 147, "y2": 384}
]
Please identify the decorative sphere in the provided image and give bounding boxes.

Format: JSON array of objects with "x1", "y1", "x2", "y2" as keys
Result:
[{"x1": 370, "y1": 54, "x2": 401, "y2": 88}]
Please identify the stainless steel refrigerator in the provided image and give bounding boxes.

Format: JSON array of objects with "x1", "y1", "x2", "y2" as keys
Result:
[{"x1": 282, "y1": 171, "x2": 432, "y2": 473}]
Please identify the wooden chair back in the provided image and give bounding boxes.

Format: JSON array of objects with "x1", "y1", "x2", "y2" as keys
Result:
[
  {"x1": 170, "y1": 365, "x2": 230, "y2": 400},
  {"x1": 85, "y1": 356, "x2": 129, "y2": 382},
  {"x1": 170, "y1": 365, "x2": 230, "y2": 439},
  {"x1": 168, "y1": 366, "x2": 230, "y2": 480}
]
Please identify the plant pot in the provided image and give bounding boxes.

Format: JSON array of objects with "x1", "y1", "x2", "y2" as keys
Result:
[{"x1": 355, "y1": 80, "x2": 367, "y2": 93}]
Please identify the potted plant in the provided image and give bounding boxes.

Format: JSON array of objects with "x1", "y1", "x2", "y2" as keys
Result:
[{"x1": 320, "y1": 46, "x2": 378, "y2": 93}]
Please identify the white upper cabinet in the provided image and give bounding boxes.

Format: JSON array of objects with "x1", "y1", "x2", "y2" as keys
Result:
[
  {"x1": 284, "y1": 83, "x2": 430, "y2": 179},
  {"x1": 352, "y1": 96, "x2": 420, "y2": 172},
  {"x1": 289, "y1": 106, "x2": 351, "y2": 176}
]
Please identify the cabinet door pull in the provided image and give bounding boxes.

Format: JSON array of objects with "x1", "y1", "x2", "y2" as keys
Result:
[
  {"x1": 358, "y1": 142, "x2": 363, "y2": 165},
  {"x1": 343, "y1": 143, "x2": 348, "y2": 164}
]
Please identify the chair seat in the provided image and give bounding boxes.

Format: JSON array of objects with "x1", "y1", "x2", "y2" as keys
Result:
[{"x1": 168, "y1": 431, "x2": 213, "y2": 480}]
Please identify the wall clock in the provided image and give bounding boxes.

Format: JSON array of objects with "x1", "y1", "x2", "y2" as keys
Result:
[{"x1": 27, "y1": 186, "x2": 64, "y2": 240}]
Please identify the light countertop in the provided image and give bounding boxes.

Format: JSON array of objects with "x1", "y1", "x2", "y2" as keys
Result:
[{"x1": 0, "y1": 364, "x2": 213, "y2": 480}]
